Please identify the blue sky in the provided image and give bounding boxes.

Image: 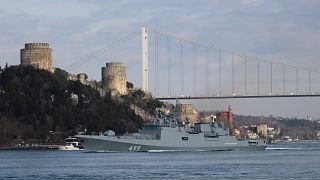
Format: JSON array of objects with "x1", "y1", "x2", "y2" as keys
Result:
[{"x1": 1, "y1": 0, "x2": 320, "y2": 118}]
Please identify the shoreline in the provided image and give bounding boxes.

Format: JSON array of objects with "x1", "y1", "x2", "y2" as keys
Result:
[{"x1": 0, "y1": 144, "x2": 61, "y2": 150}]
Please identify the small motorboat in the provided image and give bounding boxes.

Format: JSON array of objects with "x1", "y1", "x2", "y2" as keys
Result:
[{"x1": 59, "y1": 137, "x2": 84, "y2": 150}]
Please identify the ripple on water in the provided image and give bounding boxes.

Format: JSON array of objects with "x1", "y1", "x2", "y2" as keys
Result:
[{"x1": 0, "y1": 144, "x2": 320, "y2": 179}]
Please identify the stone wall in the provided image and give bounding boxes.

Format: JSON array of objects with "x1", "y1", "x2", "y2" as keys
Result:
[{"x1": 67, "y1": 73, "x2": 107, "y2": 96}]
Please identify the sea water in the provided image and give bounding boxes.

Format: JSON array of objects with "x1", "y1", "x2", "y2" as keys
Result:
[{"x1": 1, "y1": 142, "x2": 320, "y2": 180}]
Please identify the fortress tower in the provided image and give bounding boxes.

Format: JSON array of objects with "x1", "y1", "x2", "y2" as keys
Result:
[
  {"x1": 101, "y1": 62, "x2": 127, "y2": 95},
  {"x1": 20, "y1": 43, "x2": 53, "y2": 72}
]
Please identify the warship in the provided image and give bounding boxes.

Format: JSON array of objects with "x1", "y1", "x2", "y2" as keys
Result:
[{"x1": 76, "y1": 104, "x2": 267, "y2": 152}]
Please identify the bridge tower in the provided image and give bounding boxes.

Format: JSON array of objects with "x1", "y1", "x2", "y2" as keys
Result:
[{"x1": 141, "y1": 27, "x2": 148, "y2": 92}]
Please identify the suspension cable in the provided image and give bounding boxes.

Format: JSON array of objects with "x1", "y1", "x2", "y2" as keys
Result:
[
  {"x1": 65, "y1": 31, "x2": 139, "y2": 71},
  {"x1": 193, "y1": 42, "x2": 196, "y2": 95},
  {"x1": 167, "y1": 37, "x2": 172, "y2": 96},
  {"x1": 206, "y1": 48, "x2": 209, "y2": 95},
  {"x1": 148, "y1": 28, "x2": 320, "y2": 74},
  {"x1": 180, "y1": 40, "x2": 184, "y2": 95}
]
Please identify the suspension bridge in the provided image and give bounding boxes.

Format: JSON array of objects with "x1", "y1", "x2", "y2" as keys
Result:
[{"x1": 65, "y1": 27, "x2": 320, "y2": 100}]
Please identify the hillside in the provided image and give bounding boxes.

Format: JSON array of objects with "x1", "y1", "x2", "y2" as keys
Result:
[{"x1": 0, "y1": 66, "x2": 162, "y2": 145}]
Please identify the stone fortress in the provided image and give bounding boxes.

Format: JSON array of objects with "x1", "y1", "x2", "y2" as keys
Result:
[
  {"x1": 19, "y1": 43, "x2": 128, "y2": 96},
  {"x1": 101, "y1": 62, "x2": 127, "y2": 95},
  {"x1": 19, "y1": 42, "x2": 154, "y2": 120},
  {"x1": 18, "y1": 42, "x2": 201, "y2": 122},
  {"x1": 20, "y1": 43, "x2": 53, "y2": 72}
]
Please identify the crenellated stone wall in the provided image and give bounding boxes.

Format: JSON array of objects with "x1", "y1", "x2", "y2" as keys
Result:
[
  {"x1": 20, "y1": 43, "x2": 53, "y2": 72},
  {"x1": 67, "y1": 73, "x2": 107, "y2": 96}
]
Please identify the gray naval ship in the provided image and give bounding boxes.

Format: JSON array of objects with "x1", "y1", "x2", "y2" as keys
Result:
[{"x1": 76, "y1": 106, "x2": 267, "y2": 152}]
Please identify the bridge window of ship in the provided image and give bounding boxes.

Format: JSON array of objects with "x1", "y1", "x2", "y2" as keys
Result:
[
  {"x1": 249, "y1": 141, "x2": 258, "y2": 145},
  {"x1": 182, "y1": 137, "x2": 188, "y2": 141},
  {"x1": 204, "y1": 134, "x2": 218, "y2": 138}
]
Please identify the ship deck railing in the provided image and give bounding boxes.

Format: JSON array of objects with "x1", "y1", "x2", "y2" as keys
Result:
[{"x1": 117, "y1": 134, "x2": 159, "y2": 140}]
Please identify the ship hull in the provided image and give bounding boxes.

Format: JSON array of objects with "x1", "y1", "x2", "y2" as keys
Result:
[{"x1": 76, "y1": 135, "x2": 267, "y2": 152}]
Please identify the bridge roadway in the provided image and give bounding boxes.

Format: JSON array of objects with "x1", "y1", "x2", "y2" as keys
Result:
[{"x1": 155, "y1": 94, "x2": 320, "y2": 100}]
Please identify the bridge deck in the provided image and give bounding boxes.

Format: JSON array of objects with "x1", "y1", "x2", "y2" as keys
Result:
[{"x1": 155, "y1": 94, "x2": 320, "y2": 100}]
